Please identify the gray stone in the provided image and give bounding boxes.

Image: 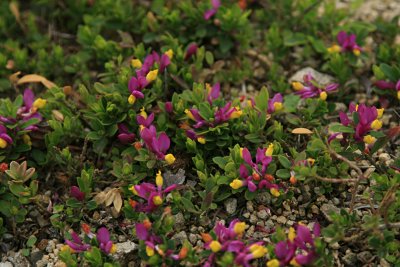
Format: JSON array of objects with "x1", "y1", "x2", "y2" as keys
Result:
[
  {"x1": 265, "y1": 220, "x2": 275, "y2": 229},
  {"x1": 357, "y1": 251, "x2": 373, "y2": 263},
  {"x1": 172, "y1": 231, "x2": 188, "y2": 245},
  {"x1": 31, "y1": 251, "x2": 44, "y2": 265},
  {"x1": 189, "y1": 234, "x2": 197, "y2": 245},
  {"x1": 249, "y1": 214, "x2": 258, "y2": 224},
  {"x1": 289, "y1": 67, "x2": 335, "y2": 85},
  {"x1": 255, "y1": 192, "x2": 272, "y2": 204},
  {"x1": 311, "y1": 205, "x2": 319, "y2": 214},
  {"x1": 321, "y1": 203, "x2": 340, "y2": 222},
  {"x1": 343, "y1": 250, "x2": 357, "y2": 266},
  {"x1": 173, "y1": 212, "x2": 186, "y2": 230},
  {"x1": 224, "y1": 198, "x2": 237, "y2": 215},
  {"x1": 246, "y1": 201, "x2": 254, "y2": 212},
  {"x1": 257, "y1": 209, "x2": 269, "y2": 219},
  {"x1": 276, "y1": 216, "x2": 287, "y2": 224},
  {"x1": 112, "y1": 241, "x2": 137, "y2": 265},
  {"x1": 0, "y1": 262, "x2": 13, "y2": 267}
]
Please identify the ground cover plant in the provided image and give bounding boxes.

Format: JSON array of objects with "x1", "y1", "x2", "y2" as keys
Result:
[{"x1": 0, "y1": 0, "x2": 399, "y2": 266}]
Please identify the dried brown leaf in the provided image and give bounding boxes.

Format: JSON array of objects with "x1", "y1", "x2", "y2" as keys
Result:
[
  {"x1": 104, "y1": 189, "x2": 116, "y2": 207},
  {"x1": 113, "y1": 191, "x2": 122, "y2": 213},
  {"x1": 9, "y1": 2, "x2": 21, "y2": 24},
  {"x1": 94, "y1": 191, "x2": 107, "y2": 205},
  {"x1": 291, "y1": 128, "x2": 313, "y2": 134},
  {"x1": 9, "y1": 71, "x2": 21, "y2": 84},
  {"x1": 17, "y1": 74, "x2": 56, "y2": 89}
]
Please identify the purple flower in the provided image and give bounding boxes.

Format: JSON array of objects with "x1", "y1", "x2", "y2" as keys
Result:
[
  {"x1": 337, "y1": 31, "x2": 362, "y2": 54},
  {"x1": 203, "y1": 220, "x2": 268, "y2": 266},
  {"x1": 97, "y1": 227, "x2": 116, "y2": 254},
  {"x1": 70, "y1": 186, "x2": 85, "y2": 202},
  {"x1": 130, "y1": 182, "x2": 177, "y2": 213},
  {"x1": 140, "y1": 125, "x2": 170, "y2": 160},
  {"x1": 207, "y1": 83, "x2": 221, "y2": 104},
  {"x1": 335, "y1": 103, "x2": 382, "y2": 143},
  {"x1": 117, "y1": 123, "x2": 136, "y2": 144},
  {"x1": 0, "y1": 125, "x2": 13, "y2": 149},
  {"x1": 273, "y1": 223, "x2": 321, "y2": 266},
  {"x1": 267, "y1": 93, "x2": 283, "y2": 113},
  {"x1": 65, "y1": 232, "x2": 90, "y2": 253},
  {"x1": 184, "y1": 43, "x2": 198, "y2": 60},
  {"x1": 165, "y1": 102, "x2": 173, "y2": 113},
  {"x1": 204, "y1": 0, "x2": 221, "y2": 20},
  {"x1": 292, "y1": 73, "x2": 339, "y2": 100},
  {"x1": 137, "y1": 113, "x2": 155, "y2": 128},
  {"x1": 374, "y1": 80, "x2": 400, "y2": 100}
]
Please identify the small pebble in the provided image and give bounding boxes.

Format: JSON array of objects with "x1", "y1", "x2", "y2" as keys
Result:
[{"x1": 257, "y1": 210, "x2": 268, "y2": 219}]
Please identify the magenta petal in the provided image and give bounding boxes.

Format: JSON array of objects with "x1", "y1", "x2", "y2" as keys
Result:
[
  {"x1": 239, "y1": 164, "x2": 249, "y2": 178},
  {"x1": 204, "y1": 9, "x2": 216, "y2": 20},
  {"x1": 274, "y1": 241, "x2": 289, "y2": 259},
  {"x1": 248, "y1": 181, "x2": 257, "y2": 192},
  {"x1": 185, "y1": 43, "x2": 198, "y2": 60},
  {"x1": 128, "y1": 77, "x2": 139, "y2": 92},
  {"x1": 135, "y1": 223, "x2": 149, "y2": 240},
  {"x1": 23, "y1": 89, "x2": 35, "y2": 108},
  {"x1": 339, "y1": 111, "x2": 350, "y2": 126},
  {"x1": 211, "y1": 0, "x2": 221, "y2": 8},
  {"x1": 396, "y1": 80, "x2": 400, "y2": 91},
  {"x1": 132, "y1": 90, "x2": 145, "y2": 99},
  {"x1": 226, "y1": 240, "x2": 245, "y2": 253},
  {"x1": 118, "y1": 133, "x2": 135, "y2": 144},
  {"x1": 157, "y1": 132, "x2": 170, "y2": 153},
  {"x1": 296, "y1": 225, "x2": 313, "y2": 244},
  {"x1": 337, "y1": 31, "x2": 347, "y2": 45},
  {"x1": 96, "y1": 227, "x2": 110, "y2": 244},
  {"x1": 70, "y1": 186, "x2": 85, "y2": 201},
  {"x1": 164, "y1": 184, "x2": 177, "y2": 193},
  {"x1": 374, "y1": 80, "x2": 395, "y2": 89},
  {"x1": 165, "y1": 102, "x2": 173, "y2": 113},
  {"x1": 118, "y1": 123, "x2": 130, "y2": 134},
  {"x1": 242, "y1": 148, "x2": 252, "y2": 165},
  {"x1": 325, "y1": 83, "x2": 339, "y2": 92},
  {"x1": 0, "y1": 133, "x2": 12, "y2": 144},
  {"x1": 210, "y1": 83, "x2": 220, "y2": 100}
]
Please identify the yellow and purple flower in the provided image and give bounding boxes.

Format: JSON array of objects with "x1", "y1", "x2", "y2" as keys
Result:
[
  {"x1": 117, "y1": 123, "x2": 136, "y2": 144},
  {"x1": 129, "y1": 171, "x2": 177, "y2": 213},
  {"x1": 374, "y1": 79, "x2": 400, "y2": 100},
  {"x1": 331, "y1": 103, "x2": 383, "y2": 144},
  {"x1": 328, "y1": 31, "x2": 362, "y2": 56},
  {"x1": 292, "y1": 73, "x2": 339, "y2": 100},
  {"x1": 0, "y1": 125, "x2": 12, "y2": 149},
  {"x1": 267, "y1": 93, "x2": 283, "y2": 113}
]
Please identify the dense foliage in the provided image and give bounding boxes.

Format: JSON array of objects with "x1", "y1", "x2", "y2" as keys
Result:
[{"x1": 0, "y1": 0, "x2": 399, "y2": 266}]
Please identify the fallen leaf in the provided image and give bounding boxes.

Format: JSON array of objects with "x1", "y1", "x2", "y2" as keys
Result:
[
  {"x1": 113, "y1": 191, "x2": 122, "y2": 213},
  {"x1": 104, "y1": 189, "x2": 116, "y2": 207},
  {"x1": 94, "y1": 191, "x2": 107, "y2": 205},
  {"x1": 9, "y1": 2, "x2": 21, "y2": 24},
  {"x1": 9, "y1": 71, "x2": 21, "y2": 84},
  {"x1": 292, "y1": 128, "x2": 313, "y2": 134},
  {"x1": 17, "y1": 74, "x2": 56, "y2": 89}
]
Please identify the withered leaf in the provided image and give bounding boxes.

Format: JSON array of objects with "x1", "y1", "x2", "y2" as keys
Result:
[{"x1": 17, "y1": 74, "x2": 56, "y2": 89}]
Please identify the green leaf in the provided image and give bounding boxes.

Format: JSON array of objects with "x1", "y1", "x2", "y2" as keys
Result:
[
  {"x1": 213, "y1": 157, "x2": 228, "y2": 169},
  {"x1": 181, "y1": 197, "x2": 199, "y2": 213},
  {"x1": 205, "y1": 51, "x2": 214, "y2": 65},
  {"x1": 254, "y1": 86, "x2": 269, "y2": 111},
  {"x1": 329, "y1": 123, "x2": 355, "y2": 133},
  {"x1": 276, "y1": 169, "x2": 291, "y2": 179},
  {"x1": 278, "y1": 155, "x2": 292, "y2": 169},
  {"x1": 26, "y1": 235, "x2": 37, "y2": 247},
  {"x1": 380, "y1": 63, "x2": 398, "y2": 81}
]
